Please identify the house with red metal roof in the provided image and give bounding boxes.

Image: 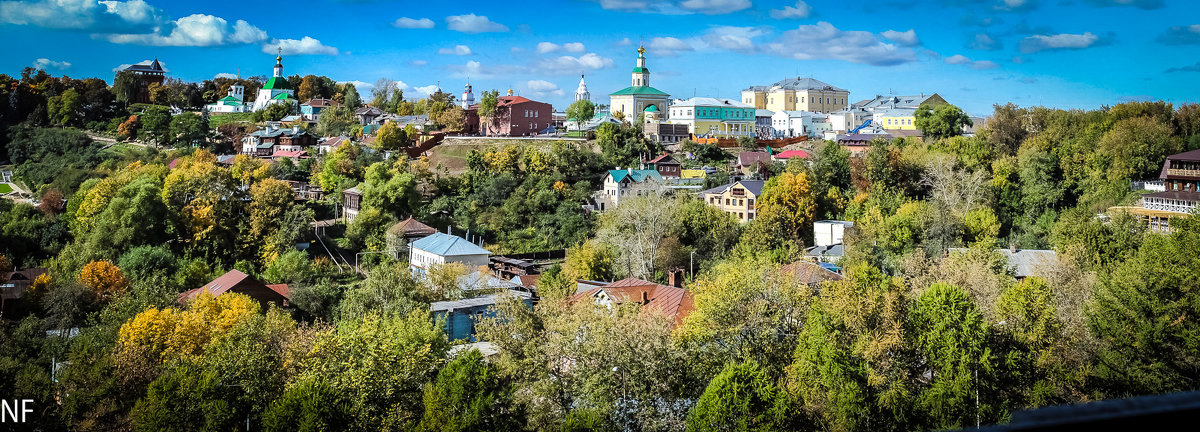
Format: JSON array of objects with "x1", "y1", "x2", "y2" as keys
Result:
[
  {"x1": 570, "y1": 277, "x2": 695, "y2": 325},
  {"x1": 177, "y1": 269, "x2": 291, "y2": 309},
  {"x1": 772, "y1": 149, "x2": 811, "y2": 162}
]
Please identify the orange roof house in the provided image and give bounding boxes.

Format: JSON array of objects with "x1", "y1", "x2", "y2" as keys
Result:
[
  {"x1": 177, "y1": 269, "x2": 290, "y2": 308},
  {"x1": 570, "y1": 277, "x2": 695, "y2": 325}
]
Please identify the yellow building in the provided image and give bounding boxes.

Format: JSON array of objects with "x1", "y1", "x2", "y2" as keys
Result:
[
  {"x1": 681, "y1": 169, "x2": 707, "y2": 179},
  {"x1": 700, "y1": 180, "x2": 764, "y2": 223},
  {"x1": 741, "y1": 77, "x2": 849, "y2": 113},
  {"x1": 877, "y1": 108, "x2": 917, "y2": 130}
]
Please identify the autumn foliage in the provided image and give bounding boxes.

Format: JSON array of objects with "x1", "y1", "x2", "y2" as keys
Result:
[{"x1": 80, "y1": 259, "x2": 130, "y2": 298}]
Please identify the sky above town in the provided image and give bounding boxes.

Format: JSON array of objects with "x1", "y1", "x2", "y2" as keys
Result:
[{"x1": 2, "y1": 0, "x2": 1198, "y2": 115}]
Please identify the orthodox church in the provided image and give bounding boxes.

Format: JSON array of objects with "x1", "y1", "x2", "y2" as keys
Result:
[
  {"x1": 205, "y1": 83, "x2": 245, "y2": 113},
  {"x1": 608, "y1": 44, "x2": 669, "y2": 121},
  {"x1": 575, "y1": 74, "x2": 590, "y2": 103},
  {"x1": 252, "y1": 50, "x2": 298, "y2": 112}
]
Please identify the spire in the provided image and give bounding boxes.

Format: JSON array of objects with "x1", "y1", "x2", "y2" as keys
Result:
[
  {"x1": 632, "y1": 45, "x2": 649, "y2": 87},
  {"x1": 575, "y1": 74, "x2": 590, "y2": 103},
  {"x1": 273, "y1": 48, "x2": 283, "y2": 78}
]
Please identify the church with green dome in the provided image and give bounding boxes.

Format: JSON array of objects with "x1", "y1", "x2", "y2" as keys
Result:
[
  {"x1": 252, "y1": 49, "x2": 298, "y2": 112},
  {"x1": 609, "y1": 44, "x2": 670, "y2": 122}
]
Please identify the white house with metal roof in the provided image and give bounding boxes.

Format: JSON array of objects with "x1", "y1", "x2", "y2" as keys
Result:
[
  {"x1": 252, "y1": 51, "x2": 298, "y2": 112},
  {"x1": 598, "y1": 168, "x2": 664, "y2": 210},
  {"x1": 206, "y1": 83, "x2": 246, "y2": 113},
  {"x1": 409, "y1": 233, "x2": 492, "y2": 276}
]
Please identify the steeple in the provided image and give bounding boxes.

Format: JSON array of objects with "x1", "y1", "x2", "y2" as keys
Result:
[
  {"x1": 575, "y1": 74, "x2": 590, "y2": 103},
  {"x1": 273, "y1": 47, "x2": 283, "y2": 78},
  {"x1": 631, "y1": 44, "x2": 649, "y2": 87},
  {"x1": 461, "y1": 79, "x2": 475, "y2": 109}
]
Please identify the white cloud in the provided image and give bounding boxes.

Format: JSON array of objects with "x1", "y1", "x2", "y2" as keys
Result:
[
  {"x1": 448, "y1": 60, "x2": 525, "y2": 79},
  {"x1": 1157, "y1": 24, "x2": 1200, "y2": 45},
  {"x1": 438, "y1": 45, "x2": 473, "y2": 55},
  {"x1": 616, "y1": 37, "x2": 633, "y2": 46},
  {"x1": 769, "y1": 1, "x2": 812, "y2": 19},
  {"x1": 537, "y1": 42, "x2": 560, "y2": 53},
  {"x1": 699, "y1": 26, "x2": 767, "y2": 53},
  {"x1": 970, "y1": 33, "x2": 1002, "y2": 51},
  {"x1": 944, "y1": 54, "x2": 999, "y2": 69},
  {"x1": 410, "y1": 60, "x2": 428, "y2": 66},
  {"x1": 537, "y1": 42, "x2": 587, "y2": 54},
  {"x1": 648, "y1": 36, "x2": 694, "y2": 56},
  {"x1": 106, "y1": 13, "x2": 267, "y2": 46},
  {"x1": 32, "y1": 58, "x2": 71, "y2": 70},
  {"x1": 526, "y1": 79, "x2": 565, "y2": 97},
  {"x1": 0, "y1": 0, "x2": 162, "y2": 32},
  {"x1": 563, "y1": 42, "x2": 585, "y2": 53},
  {"x1": 1085, "y1": 0, "x2": 1164, "y2": 10},
  {"x1": 881, "y1": 29, "x2": 920, "y2": 47},
  {"x1": 445, "y1": 13, "x2": 508, "y2": 33},
  {"x1": 595, "y1": 0, "x2": 749, "y2": 15},
  {"x1": 761, "y1": 21, "x2": 917, "y2": 66},
  {"x1": 413, "y1": 85, "x2": 441, "y2": 97},
  {"x1": 213, "y1": 72, "x2": 237, "y2": 79},
  {"x1": 339, "y1": 80, "x2": 374, "y2": 91},
  {"x1": 536, "y1": 53, "x2": 615, "y2": 74},
  {"x1": 392, "y1": 17, "x2": 434, "y2": 29},
  {"x1": 262, "y1": 36, "x2": 338, "y2": 55},
  {"x1": 1019, "y1": 32, "x2": 1101, "y2": 53}
]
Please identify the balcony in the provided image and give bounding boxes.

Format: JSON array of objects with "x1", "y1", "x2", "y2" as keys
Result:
[{"x1": 1167, "y1": 168, "x2": 1200, "y2": 178}]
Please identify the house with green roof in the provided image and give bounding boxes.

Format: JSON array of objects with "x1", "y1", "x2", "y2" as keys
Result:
[
  {"x1": 595, "y1": 168, "x2": 665, "y2": 211},
  {"x1": 609, "y1": 44, "x2": 670, "y2": 126},
  {"x1": 205, "y1": 83, "x2": 247, "y2": 114},
  {"x1": 252, "y1": 51, "x2": 298, "y2": 112}
]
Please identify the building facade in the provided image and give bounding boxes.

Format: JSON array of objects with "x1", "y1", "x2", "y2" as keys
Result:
[
  {"x1": 241, "y1": 126, "x2": 316, "y2": 156},
  {"x1": 478, "y1": 92, "x2": 553, "y2": 136},
  {"x1": 666, "y1": 97, "x2": 755, "y2": 139},
  {"x1": 876, "y1": 108, "x2": 917, "y2": 130},
  {"x1": 741, "y1": 77, "x2": 849, "y2": 113},
  {"x1": 300, "y1": 98, "x2": 340, "y2": 121},
  {"x1": 409, "y1": 233, "x2": 493, "y2": 276},
  {"x1": 117, "y1": 59, "x2": 166, "y2": 104},
  {"x1": 700, "y1": 180, "x2": 765, "y2": 223},
  {"x1": 598, "y1": 168, "x2": 664, "y2": 210},
  {"x1": 609, "y1": 45, "x2": 670, "y2": 121},
  {"x1": 206, "y1": 84, "x2": 246, "y2": 113}
]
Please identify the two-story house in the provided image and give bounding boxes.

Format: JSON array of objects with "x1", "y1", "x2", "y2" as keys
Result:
[
  {"x1": 1115, "y1": 149, "x2": 1200, "y2": 231},
  {"x1": 241, "y1": 125, "x2": 316, "y2": 157},
  {"x1": 700, "y1": 180, "x2": 765, "y2": 222},
  {"x1": 409, "y1": 233, "x2": 492, "y2": 277},
  {"x1": 644, "y1": 153, "x2": 683, "y2": 179},
  {"x1": 595, "y1": 168, "x2": 664, "y2": 211}
]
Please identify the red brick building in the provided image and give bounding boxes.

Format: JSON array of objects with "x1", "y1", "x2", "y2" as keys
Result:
[
  {"x1": 117, "y1": 59, "x2": 166, "y2": 104},
  {"x1": 474, "y1": 93, "x2": 553, "y2": 137}
]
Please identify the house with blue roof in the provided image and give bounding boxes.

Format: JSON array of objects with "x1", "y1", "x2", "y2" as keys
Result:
[
  {"x1": 409, "y1": 232, "x2": 492, "y2": 276},
  {"x1": 596, "y1": 168, "x2": 664, "y2": 211}
]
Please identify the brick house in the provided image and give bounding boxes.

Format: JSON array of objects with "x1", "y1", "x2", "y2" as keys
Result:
[{"x1": 476, "y1": 93, "x2": 553, "y2": 137}]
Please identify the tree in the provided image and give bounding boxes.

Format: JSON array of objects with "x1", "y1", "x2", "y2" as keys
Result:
[
  {"x1": 437, "y1": 106, "x2": 467, "y2": 133},
  {"x1": 248, "y1": 178, "x2": 297, "y2": 262},
  {"x1": 1095, "y1": 116, "x2": 1182, "y2": 183},
  {"x1": 117, "y1": 245, "x2": 178, "y2": 282},
  {"x1": 80, "y1": 260, "x2": 130, "y2": 299},
  {"x1": 909, "y1": 282, "x2": 993, "y2": 430},
  {"x1": 596, "y1": 193, "x2": 678, "y2": 280},
  {"x1": 687, "y1": 361, "x2": 789, "y2": 432},
  {"x1": 343, "y1": 83, "x2": 361, "y2": 109},
  {"x1": 375, "y1": 121, "x2": 408, "y2": 150},
  {"x1": 48, "y1": 88, "x2": 83, "y2": 126},
  {"x1": 118, "y1": 114, "x2": 140, "y2": 140},
  {"x1": 263, "y1": 379, "x2": 350, "y2": 432},
  {"x1": 139, "y1": 105, "x2": 172, "y2": 146},
  {"x1": 371, "y1": 78, "x2": 396, "y2": 108},
  {"x1": 316, "y1": 105, "x2": 355, "y2": 137},
  {"x1": 562, "y1": 239, "x2": 615, "y2": 282},
  {"x1": 113, "y1": 71, "x2": 140, "y2": 104},
  {"x1": 982, "y1": 103, "x2": 1028, "y2": 155},
  {"x1": 755, "y1": 170, "x2": 818, "y2": 243},
  {"x1": 297, "y1": 75, "x2": 318, "y2": 102},
  {"x1": 416, "y1": 349, "x2": 522, "y2": 431},
  {"x1": 168, "y1": 112, "x2": 208, "y2": 147},
  {"x1": 915, "y1": 103, "x2": 973, "y2": 140},
  {"x1": 476, "y1": 90, "x2": 500, "y2": 134},
  {"x1": 258, "y1": 102, "x2": 293, "y2": 122},
  {"x1": 565, "y1": 100, "x2": 596, "y2": 130}
]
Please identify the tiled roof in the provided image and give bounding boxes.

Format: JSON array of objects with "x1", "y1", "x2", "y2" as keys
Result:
[
  {"x1": 570, "y1": 278, "x2": 695, "y2": 324},
  {"x1": 609, "y1": 169, "x2": 663, "y2": 183},
  {"x1": 271, "y1": 150, "x2": 307, "y2": 158},
  {"x1": 176, "y1": 269, "x2": 290, "y2": 305},
  {"x1": 839, "y1": 133, "x2": 879, "y2": 143},
  {"x1": 431, "y1": 290, "x2": 532, "y2": 312},
  {"x1": 646, "y1": 153, "x2": 678, "y2": 164},
  {"x1": 736, "y1": 151, "x2": 771, "y2": 167},
  {"x1": 1167, "y1": 149, "x2": 1200, "y2": 162},
  {"x1": 355, "y1": 106, "x2": 384, "y2": 116},
  {"x1": 302, "y1": 98, "x2": 340, "y2": 108},
  {"x1": 744, "y1": 77, "x2": 847, "y2": 93},
  {"x1": 671, "y1": 97, "x2": 751, "y2": 108},
  {"x1": 411, "y1": 232, "x2": 492, "y2": 257},
  {"x1": 948, "y1": 248, "x2": 1058, "y2": 279}
]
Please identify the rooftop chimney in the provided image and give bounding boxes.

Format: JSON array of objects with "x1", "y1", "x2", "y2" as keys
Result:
[{"x1": 641, "y1": 291, "x2": 649, "y2": 305}]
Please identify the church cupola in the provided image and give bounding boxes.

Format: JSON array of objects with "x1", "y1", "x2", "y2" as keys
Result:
[
  {"x1": 273, "y1": 48, "x2": 283, "y2": 78},
  {"x1": 575, "y1": 74, "x2": 591, "y2": 102},
  {"x1": 631, "y1": 44, "x2": 650, "y2": 87},
  {"x1": 461, "y1": 81, "x2": 475, "y2": 109}
]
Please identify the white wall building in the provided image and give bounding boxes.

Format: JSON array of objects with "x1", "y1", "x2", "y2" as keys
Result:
[
  {"x1": 252, "y1": 51, "x2": 298, "y2": 112},
  {"x1": 814, "y1": 220, "x2": 855, "y2": 247},
  {"x1": 409, "y1": 232, "x2": 492, "y2": 276},
  {"x1": 205, "y1": 84, "x2": 246, "y2": 113}
]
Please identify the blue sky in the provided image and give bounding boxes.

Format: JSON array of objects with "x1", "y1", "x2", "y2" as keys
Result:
[{"x1": 2, "y1": 0, "x2": 1198, "y2": 115}]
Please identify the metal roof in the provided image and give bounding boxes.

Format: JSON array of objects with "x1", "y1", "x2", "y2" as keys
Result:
[
  {"x1": 744, "y1": 77, "x2": 847, "y2": 93},
  {"x1": 411, "y1": 232, "x2": 492, "y2": 257},
  {"x1": 610, "y1": 85, "x2": 669, "y2": 96},
  {"x1": 431, "y1": 289, "x2": 531, "y2": 311},
  {"x1": 608, "y1": 169, "x2": 663, "y2": 183}
]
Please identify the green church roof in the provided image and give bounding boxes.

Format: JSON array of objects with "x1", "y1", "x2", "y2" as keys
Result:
[
  {"x1": 262, "y1": 77, "x2": 291, "y2": 90},
  {"x1": 271, "y1": 92, "x2": 293, "y2": 100},
  {"x1": 219, "y1": 96, "x2": 240, "y2": 102},
  {"x1": 610, "y1": 86, "x2": 669, "y2": 96},
  {"x1": 631, "y1": 66, "x2": 649, "y2": 73},
  {"x1": 643, "y1": 105, "x2": 659, "y2": 112}
]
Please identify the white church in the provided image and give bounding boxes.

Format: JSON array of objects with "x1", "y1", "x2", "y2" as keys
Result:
[
  {"x1": 205, "y1": 83, "x2": 246, "y2": 113},
  {"x1": 252, "y1": 50, "x2": 298, "y2": 112}
]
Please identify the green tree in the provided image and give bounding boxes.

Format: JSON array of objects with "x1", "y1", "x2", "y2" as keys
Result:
[
  {"x1": 48, "y1": 88, "x2": 83, "y2": 126},
  {"x1": 915, "y1": 103, "x2": 973, "y2": 140},
  {"x1": 565, "y1": 99, "x2": 596, "y2": 130},
  {"x1": 416, "y1": 349, "x2": 522, "y2": 431},
  {"x1": 168, "y1": 112, "x2": 208, "y2": 147},
  {"x1": 316, "y1": 105, "x2": 356, "y2": 137},
  {"x1": 262, "y1": 379, "x2": 350, "y2": 432},
  {"x1": 139, "y1": 105, "x2": 172, "y2": 146},
  {"x1": 343, "y1": 83, "x2": 361, "y2": 109},
  {"x1": 113, "y1": 70, "x2": 140, "y2": 104},
  {"x1": 437, "y1": 106, "x2": 467, "y2": 133},
  {"x1": 687, "y1": 361, "x2": 790, "y2": 432},
  {"x1": 375, "y1": 121, "x2": 408, "y2": 150},
  {"x1": 908, "y1": 282, "x2": 993, "y2": 430}
]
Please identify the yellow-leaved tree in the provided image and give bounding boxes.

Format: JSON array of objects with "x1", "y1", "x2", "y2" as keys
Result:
[
  {"x1": 79, "y1": 259, "x2": 130, "y2": 298},
  {"x1": 117, "y1": 292, "x2": 259, "y2": 364},
  {"x1": 754, "y1": 170, "x2": 818, "y2": 243}
]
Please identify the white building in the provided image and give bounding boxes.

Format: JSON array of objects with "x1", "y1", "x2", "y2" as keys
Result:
[
  {"x1": 252, "y1": 51, "x2": 298, "y2": 112},
  {"x1": 409, "y1": 233, "x2": 492, "y2": 276},
  {"x1": 461, "y1": 81, "x2": 475, "y2": 109},
  {"x1": 205, "y1": 84, "x2": 246, "y2": 113},
  {"x1": 575, "y1": 74, "x2": 591, "y2": 103},
  {"x1": 771, "y1": 110, "x2": 826, "y2": 138},
  {"x1": 814, "y1": 220, "x2": 855, "y2": 247},
  {"x1": 594, "y1": 168, "x2": 664, "y2": 211}
]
